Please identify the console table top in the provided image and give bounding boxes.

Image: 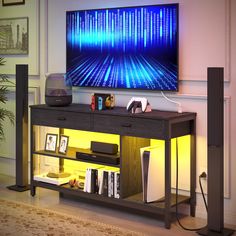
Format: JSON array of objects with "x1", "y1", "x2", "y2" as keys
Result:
[{"x1": 30, "y1": 103, "x2": 196, "y2": 121}]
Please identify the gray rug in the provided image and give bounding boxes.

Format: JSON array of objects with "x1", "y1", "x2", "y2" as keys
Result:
[{"x1": 0, "y1": 198, "x2": 144, "y2": 236}]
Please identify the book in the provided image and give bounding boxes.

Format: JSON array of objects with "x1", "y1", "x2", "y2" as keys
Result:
[
  {"x1": 114, "y1": 172, "x2": 120, "y2": 199},
  {"x1": 102, "y1": 171, "x2": 108, "y2": 196},
  {"x1": 83, "y1": 168, "x2": 88, "y2": 192},
  {"x1": 91, "y1": 169, "x2": 98, "y2": 194},
  {"x1": 98, "y1": 170, "x2": 104, "y2": 195},
  {"x1": 84, "y1": 168, "x2": 92, "y2": 193},
  {"x1": 108, "y1": 171, "x2": 114, "y2": 197}
]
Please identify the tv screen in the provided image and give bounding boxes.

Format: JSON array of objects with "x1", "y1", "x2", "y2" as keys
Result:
[{"x1": 66, "y1": 4, "x2": 178, "y2": 91}]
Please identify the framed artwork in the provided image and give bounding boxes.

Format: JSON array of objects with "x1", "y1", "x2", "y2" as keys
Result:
[
  {"x1": 45, "y1": 133, "x2": 58, "y2": 152},
  {"x1": 58, "y1": 135, "x2": 69, "y2": 154},
  {"x1": 2, "y1": 0, "x2": 25, "y2": 6},
  {"x1": 0, "y1": 17, "x2": 28, "y2": 55}
]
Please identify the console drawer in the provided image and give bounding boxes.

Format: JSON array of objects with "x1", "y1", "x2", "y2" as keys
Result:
[
  {"x1": 31, "y1": 109, "x2": 91, "y2": 130},
  {"x1": 93, "y1": 114, "x2": 165, "y2": 139}
]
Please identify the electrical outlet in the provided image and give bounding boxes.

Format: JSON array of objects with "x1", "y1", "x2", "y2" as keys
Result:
[
  {"x1": 199, "y1": 166, "x2": 207, "y2": 180},
  {"x1": 198, "y1": 166, "x2": 208, "y2": 194}
]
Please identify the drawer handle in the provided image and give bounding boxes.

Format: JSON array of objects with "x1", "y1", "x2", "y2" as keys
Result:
[
  {"x1": 121, "y1": 123, "x2": 132, "y2": 128},
  {"x1": 57, "y1": 117, "x2": 66, "y2": 121}
]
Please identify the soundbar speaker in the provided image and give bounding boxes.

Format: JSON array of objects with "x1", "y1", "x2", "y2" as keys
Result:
[
  {"x1": 197, "y1": 68, "x2": 234, "y2": 236},
  {"x1": 91, "y1": 141, "x2": 118, "y2": 155},
  {"x1": 8, "y1": 64, "x2": 30, "y2": 192}
]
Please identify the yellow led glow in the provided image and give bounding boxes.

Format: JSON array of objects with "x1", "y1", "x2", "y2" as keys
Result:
[
  {"x1": 38, "y1": 157, "x2": 119, "y2": 179},
  {"x1": 61, "y1": 129, "x2": 120, "y2": 178},
  {"x1": 36, "y1": 129, "x2": 121, "y2": 180},
  {"x1": 63, "y1": 159, "x2": 119, "y2": 177},
  {"x1": 150, "y1": 135, "x2": 191, "y2": 190},
  {"x1": 37, "y1": 126, "x2": 191, "y2": 191},
  {"x1": 63, "y1": 129, "x2": 120, "y2": 150}
]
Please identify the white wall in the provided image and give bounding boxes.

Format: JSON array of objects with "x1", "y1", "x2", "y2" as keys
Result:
[
  {"x1": 45, "y1": 0, "x2": 236, "y2": 224},
  {"x1": 0, "y1": 0, "x2": 236, "y2": 225},
  {"x1": 0, "y1": 0, "x2": 39, "y2": 75},
  {"x1": 0, "y1": 0, "x2": 40, "y2": 175}
]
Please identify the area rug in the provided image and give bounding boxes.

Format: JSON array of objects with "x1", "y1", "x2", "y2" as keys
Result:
[{"x1": 0, "y1": 198, "x2": 144, "y2": 236}]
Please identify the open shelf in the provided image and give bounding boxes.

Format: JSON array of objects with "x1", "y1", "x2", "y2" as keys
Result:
[
  {"x1": 33, "y1": 147, "x2": 120, "y2": 167},
  {"x1": 33, "y1": 179, "x2": 122, "y2": 203},
  {"x1": 125, "y1": 192, "x2": 191, "y2": 209},
  {"x1": 33, "y1": 180, "x2": 190, "y2": 216},
  {"x1": 30, "y1": 104, "x2": 196, "y2": 228}
]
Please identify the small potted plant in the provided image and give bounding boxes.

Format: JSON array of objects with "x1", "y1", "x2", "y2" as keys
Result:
[{"x1": 0, "y1": 57, "x2": 14, "y2": 141}]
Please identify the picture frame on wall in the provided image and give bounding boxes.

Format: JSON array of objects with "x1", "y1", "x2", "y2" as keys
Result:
[
  {"x1": 58, "y1": 135, "x2": 69, "y2": 154},
  {"x1": 2, "y1": 0, "x2": 25, "y2": 6},
  {"x1": 0, "y1": 17, "x2": 28, "y2": 55},
  {"x1": 45, "y1": 133, "x2": 58, "y2": 153}
]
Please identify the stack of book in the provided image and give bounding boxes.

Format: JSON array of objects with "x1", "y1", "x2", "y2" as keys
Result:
[
  {"x1": 83, "y1": 168, "x2": 120, "y2": 199},
  {"x1": 34, "y1": 172, "x2": 72, "y2": 186}
]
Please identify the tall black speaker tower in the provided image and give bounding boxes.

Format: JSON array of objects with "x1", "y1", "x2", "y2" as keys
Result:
[
  {"x1": 197, "y1": 68, "x2": 234, "y2": 236},
  {"x1": 8, "y1": 64, "x2": 29, "y2": 192}
]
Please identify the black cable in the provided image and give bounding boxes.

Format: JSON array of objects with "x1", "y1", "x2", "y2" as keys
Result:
[
  {"x1": 199, "y1": 173, "x2": 208, "y2": 212},
  {"x1": 175, "y1": 138, "x2": 207, "y2": 231}
]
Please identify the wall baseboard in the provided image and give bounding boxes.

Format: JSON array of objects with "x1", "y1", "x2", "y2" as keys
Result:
[
  {"x1": 0, "y1": 157, "x2": 30, "y2": 180},
  {"x1": 0, "y1": 157, "x2": 15, "y2": 177},
  {"x1": 195, "y1": 199, "x2": 236, "y2": 226}
]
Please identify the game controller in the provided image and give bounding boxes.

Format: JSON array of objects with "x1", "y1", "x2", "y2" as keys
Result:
[
  {"x1": 91, "y1": 94, "x2": 95, "y2": 111},
  {"x1": 98, "y1": 96, "x2": 103, "y2": 111},
  {"x1": 127, "y1": 97, "x2": 148, "y2": 113}
]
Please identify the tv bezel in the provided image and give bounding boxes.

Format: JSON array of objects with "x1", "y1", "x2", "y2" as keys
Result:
[{"x1": 66, "y1": 3, "x2": 179, "y2": 92}]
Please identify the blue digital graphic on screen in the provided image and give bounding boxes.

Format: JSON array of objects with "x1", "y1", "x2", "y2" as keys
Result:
[{"x1": 66, "y1": 4, "x2": 178, "y2": 91}]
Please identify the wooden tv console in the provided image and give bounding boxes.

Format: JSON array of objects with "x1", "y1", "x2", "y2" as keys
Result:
[{"x1": 30, "y1": 104, "x2": 196, "y2": 229}]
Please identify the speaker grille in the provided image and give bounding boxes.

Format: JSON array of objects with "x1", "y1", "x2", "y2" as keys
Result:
[
  {"x1": 16, "y1": 64, "x2": 28, "y2": 187},
  {"x1": 207, "y1": 67, "x2": 224, "y2": 147}
]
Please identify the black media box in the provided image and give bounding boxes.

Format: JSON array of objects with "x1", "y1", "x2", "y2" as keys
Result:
[
  {"x1": 76, "y1": 148, "x2": 120, "y2": 165},
  {"x1": 91, "y1": 141, "x2": 118, "y2": 155}
]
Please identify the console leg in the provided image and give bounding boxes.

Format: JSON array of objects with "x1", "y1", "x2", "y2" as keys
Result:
[
  {"x1": 30, "y1": 186, "x2": 36, "y2": 196},
  {"x1": 164, "y1": 214, "x2": 171, "y2": 229},
  {"x1": 190, "y1": 121, "x2": 197, "y2": 217},
  {"x1": 165, "y1": 139, "x2": 171, "y2": 229}
]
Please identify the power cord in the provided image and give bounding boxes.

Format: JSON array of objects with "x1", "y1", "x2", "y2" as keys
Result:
[
  {"x1": 175, "y1": 138, "x2": 207, "y2": 231},
  {"x1": 161, "y1": 91, "x2": 182, "y2": 113},
  {"x1": 199, "y1": 172, "x2": 208, "y2": 212}
]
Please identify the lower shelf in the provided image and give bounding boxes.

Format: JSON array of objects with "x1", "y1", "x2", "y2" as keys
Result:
[
  {"x1": 125, "y1": 192, "x2": 191, "y2": 209},
  {"x1": 32, "y1": 180, "x2": 191, "y2": 216}
]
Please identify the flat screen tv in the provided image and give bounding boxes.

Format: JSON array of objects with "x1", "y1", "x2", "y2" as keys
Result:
[{"x1": 66, "y1": 4, "x2": 178, "y2": 91}]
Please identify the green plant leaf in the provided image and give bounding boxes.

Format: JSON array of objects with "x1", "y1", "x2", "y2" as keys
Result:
[
  {"x1": 0, "y1": 57, "x2": 6, "y2": 66},
  {"x1": 0, "y1": 57, "x2": 15, "y2": 140}
]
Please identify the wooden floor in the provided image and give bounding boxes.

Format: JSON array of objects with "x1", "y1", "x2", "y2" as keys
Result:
[{"x1": 0, "y1": 174, "x2": 235, "y2": 236}]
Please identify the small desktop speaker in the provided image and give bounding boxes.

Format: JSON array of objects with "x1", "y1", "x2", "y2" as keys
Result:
[
  {"x1": 45, "y1": 73, "x2": 72, "y2": 106},
  {"x1": 91, "y1": 141, "x2": 118, "y2": 155},
  {"x1": 8, "y1": 64, "x2": 29, "y2": 192}
]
